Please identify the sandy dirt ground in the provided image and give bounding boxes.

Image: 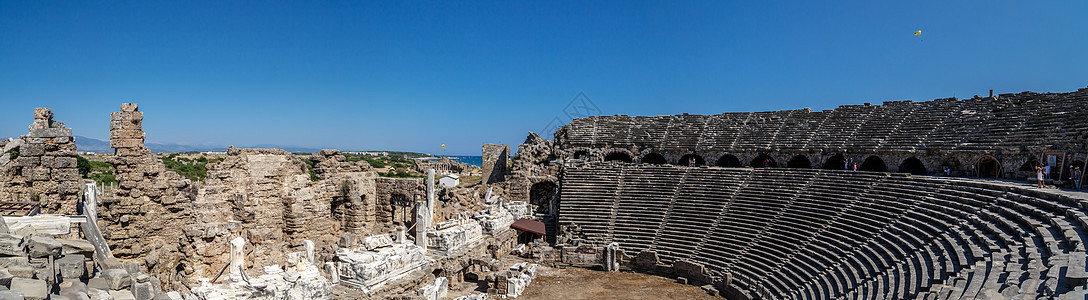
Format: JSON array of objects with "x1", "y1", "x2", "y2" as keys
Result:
[{"x1": 516, "y1": 266, "x2": 720, "y2": 300}]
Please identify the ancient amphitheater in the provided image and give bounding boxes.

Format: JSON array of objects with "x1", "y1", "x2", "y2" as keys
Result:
[{"x1": 0, "y1": 86, "x2": 1086, "y2": 300}]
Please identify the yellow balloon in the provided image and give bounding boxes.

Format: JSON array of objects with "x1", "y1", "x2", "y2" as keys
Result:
[
  {"x1": 914, "y1": 30, "x2": 922, "y2": 36},
  {"x1": 441, "y1": 144, "x2": 445, "y2": 147}
]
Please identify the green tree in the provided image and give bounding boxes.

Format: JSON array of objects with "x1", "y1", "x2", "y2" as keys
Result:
[{"x1": 77, "y1": 156, "x2": 92, "y2": 177}]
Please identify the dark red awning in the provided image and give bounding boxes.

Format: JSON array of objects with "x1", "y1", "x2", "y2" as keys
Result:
[{"x1": 511, "y1": 218, "x2": 546, "y2": 235}]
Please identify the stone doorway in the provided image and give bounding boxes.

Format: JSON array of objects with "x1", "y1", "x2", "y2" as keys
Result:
[
  {"x1": 978, "y1": 156, "x2": 1001, "y2": 178},
  {"x1": 641, "y1": 153, "x2": 667, "y2": 165},
  {"x1": 604, "y1": 152, "x2": 633, "y2": 163},
  {"x1": 750, "y1": 154, "x2": 777, "y2": 168},
  {"x1": 677, "y1": 154, "x2": 705, "y2": 166},
  {"x1": 716, "y1": 155, "x2": 741, "y2": 167},
  {"x1": 823, "y1": 153, "x2": 846, "y2": 170},
  {"x1": 786, "y1": 155, "x2": 812, "y2": 169},
  {"x1": 899, "y1": 157, "x2": 927, "y2": 175},
  {"x1": 860, "y1": 156, "x2": 888, "y2": 172}
]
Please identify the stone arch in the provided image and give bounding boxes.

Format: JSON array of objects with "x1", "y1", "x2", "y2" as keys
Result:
[
  {"x1": 641, "y1": 153, "x2": 667, "y2": 165},
  {"x1": 978, "y1": 156, "x2": 1001, "y2": 178},
  {"x1": 823, "y1": 153, "x2": 846, "y2": 170},
  {"x1": 786, "y1": 155, "x2": 812, "y2": 169},
  {"x1": 1019, "y1": 155, "x2": 1039, "y2": 172},
  {"x1": 750, "y1": 154, "x2": 777, "y2": 168},
  {"x1": 677, "y1": 154, "x2": 706, "y2": 166},
  {"x1": 716, "y1": 154, "x2": 741, "y2": 167},
  {"x1": 530, "y1": 181, "x2": 558, "y2": 216},
  {"x1": 899, "y1": 157, "x2": 927, "y2": 175},
  {"x1": 572, "y1": 150, "x2": 590, "y2": 160},
  {"x1": 604, "y1": 152, "x2": 633, "y2": 163},
  {"x1": 860, "y1": 156, "x2": 887, "y2": 172}
]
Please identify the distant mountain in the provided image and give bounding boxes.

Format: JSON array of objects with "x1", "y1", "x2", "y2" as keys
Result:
[{"x1": 74, "y1": 136, "x2": 323, "y2": 154}]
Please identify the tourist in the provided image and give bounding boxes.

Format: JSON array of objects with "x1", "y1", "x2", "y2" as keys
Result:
[
  {"x1": 944, "y1": 166, "x2": 950, "y2": 176},
  {"x1": 1070, "y1": 167, "x2": 1079, "y2": 191},
  {"x1": 764, "y1": 158, "x2": 772, "y2": 168},
  {"x1": 688, "y1": 157, "x2": 695, "y2": 167},
  {"x1": 845, "y1": 158, "x2": 851, "y2": 170},
  {"x1": 852, "y1": 161, "x2": 857, "y2": 171},
  {"x1": 1044, "y1": 163, "x2": 1051, "y2": 180},
  {"x1": 1036, "y1": 164, "x2": 1045, "y2": 188}
]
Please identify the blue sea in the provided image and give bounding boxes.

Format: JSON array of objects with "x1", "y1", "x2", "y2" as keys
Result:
[{"x1": 450, "y1": 156, "x2": 482, "y2": 166}]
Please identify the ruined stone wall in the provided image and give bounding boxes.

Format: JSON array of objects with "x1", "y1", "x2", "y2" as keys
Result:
[
  {"x1": 185, "y1": 147, "x2": 373, "y2": 280},
  {"x1": 375, "y1": 177, "x2": 424, "y2": 226},
  {"x1": 84, "y1": 103, "x2": 394, "y2": 293},
  {"x1": 310, "y1": 149, "x2": 379, "y2": 235},
  {"x1": 0, "y1": 108, "x2": 81, "y2": 214},
  {"x1": 496, "y1": 133, "x2": 560, "y2": 205},
  {"x1": 97, "y1": 103, "x2": 196, "y2": 287},
  {"x1": 481, "y1": 144, "x2": 509, "y2": 185}
]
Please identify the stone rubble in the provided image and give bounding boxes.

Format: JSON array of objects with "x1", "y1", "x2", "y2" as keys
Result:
[
  {"x1": 485, "y1": 262, "x2": 539, "y2": 298},
  {"x1": 188, "y1": 238, "x2": 331, "y2": 300},
  {"x1": 416, "y1": 276, "x2": 448, "y2": 300},
  {"x1": 0, "y1": 229, "x2": 168, "y2": 300}
]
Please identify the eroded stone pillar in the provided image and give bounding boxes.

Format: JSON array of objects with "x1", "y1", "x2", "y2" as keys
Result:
[
  {"x1": 426, "y1": 169, "x2": 435, "y2": 218},
  {"x1": 395, "y1": 224, "x2": 407, "y2": 244},
  {"x1": 229, "y1": 237, "x2": 245, "y2": 280},
  {"x1": 304, "y1": 240, "x2": 314, "y2": 265},
  {"x1": 324, "y1": 262, "x2": 339, "y2": 284},
  {"x1": 414, "y1": 201, "x2": 429, "y2": 248},
  {"x1": 604, "y1": 242, "x2": 620, "y2": 272}
]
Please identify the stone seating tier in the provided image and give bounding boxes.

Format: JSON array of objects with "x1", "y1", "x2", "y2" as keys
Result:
[
  {"x1": 558, "y1": 164, "x2": 1088, "y2": 299},
  {"x1": 556, "y1": 89, "x2": 1088, "y2": 154}
]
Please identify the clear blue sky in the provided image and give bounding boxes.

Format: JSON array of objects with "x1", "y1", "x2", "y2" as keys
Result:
[{"x1": 2, "y1": 1, "x2": 1086, "y2": 155}]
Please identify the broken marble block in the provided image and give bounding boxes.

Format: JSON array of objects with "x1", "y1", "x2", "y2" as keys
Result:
[
  {"x1": 55, "y1": 255, "x2": 87, "y2": 280},
  {"x1": 0, "y1": 234, "x2": 24, "y2": 256},
  {"x1": 9, "y1": 278, "x2": 48, "y2": 300},
  {"x1": 25, "y1": 234, "x2": 61, "y2": 258},
  {"x1": 101, "y1": 269, "x2": 132, "y2": 290}
]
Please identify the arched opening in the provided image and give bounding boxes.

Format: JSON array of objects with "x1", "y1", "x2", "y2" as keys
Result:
[
  {"x1": 716, "y1": 155, "x2": 741, "y2": 167},
  {"x1": 899, "y1": 157, "x2": 927, "y2": 175},
  {"x1": 750, "y1": 154, "x2": 777, "y2": 168},
  {"x1": 390, "y1": 193, "x2": 413, "y2": 226},
  {"x1": 859, "y1": 156, "x2": 888, "y2": 172},
  {"x1": 573, "y1": 151, "x2": 589, "y2": 160},
  {"x1": 530, "y1": 181, "x2": 557, "y2": 216},
  {"x1": 786, "y1": 155, "x2": 812, "y2": 169},
  {"x1": 978, "y1": 156, "x2": 1001, "y2": 178},
  {"x1": 641, "y1": 153, "x2": 667, "y2": 165},
  {"x1": 677, "y1": 154, "x2": 706, "y2": 166},
  {"x1": 1019, "y1": 156, "x2": 1039, "y2": 172},
  {"x1": 823, "y1": 153, "x2": 846, "y2": 170},
  {"x1": 604, "y1": 152, "x2": 632, "y2": 163}
]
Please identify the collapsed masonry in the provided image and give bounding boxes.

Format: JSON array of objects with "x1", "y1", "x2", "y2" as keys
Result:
[
  {"x1": 2, "y1": 103, "x2": 546, "y2": 298},
  {"x1": 188, "y1": 238, "x2": 332, "y2": 300},
  {"x1": 328, "y1": 194, "x2": 530, "y2": 296},
  {"x1": 0, "y1": 104, "x2": 424, "y2": 294},
  {"x1": 0, "y1": 183, "x2": 174, "y2": 300}
]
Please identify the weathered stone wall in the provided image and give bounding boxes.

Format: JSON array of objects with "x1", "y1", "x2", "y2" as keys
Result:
[
  {"x1": 85, "y1": 103, "x2": 392, "y2": 293},
  {"x1": 501, "y1": 133, "x2": 560, "y2": 205},
  {"x1": 310, "y1": 149, "x2": 379, "y2": 235},
  {"x1": 0, "y1": 108, "x2": 81, "y2": 214},
  {"x1": 98, "y1": 103, "x2": 196, "y2": 288},
  {"x1": 481, "y1": 144, "x2": 509, "y2": 185},
  {"x1": 375, "y1": 177, "x2": 424, "y2": 227}
]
